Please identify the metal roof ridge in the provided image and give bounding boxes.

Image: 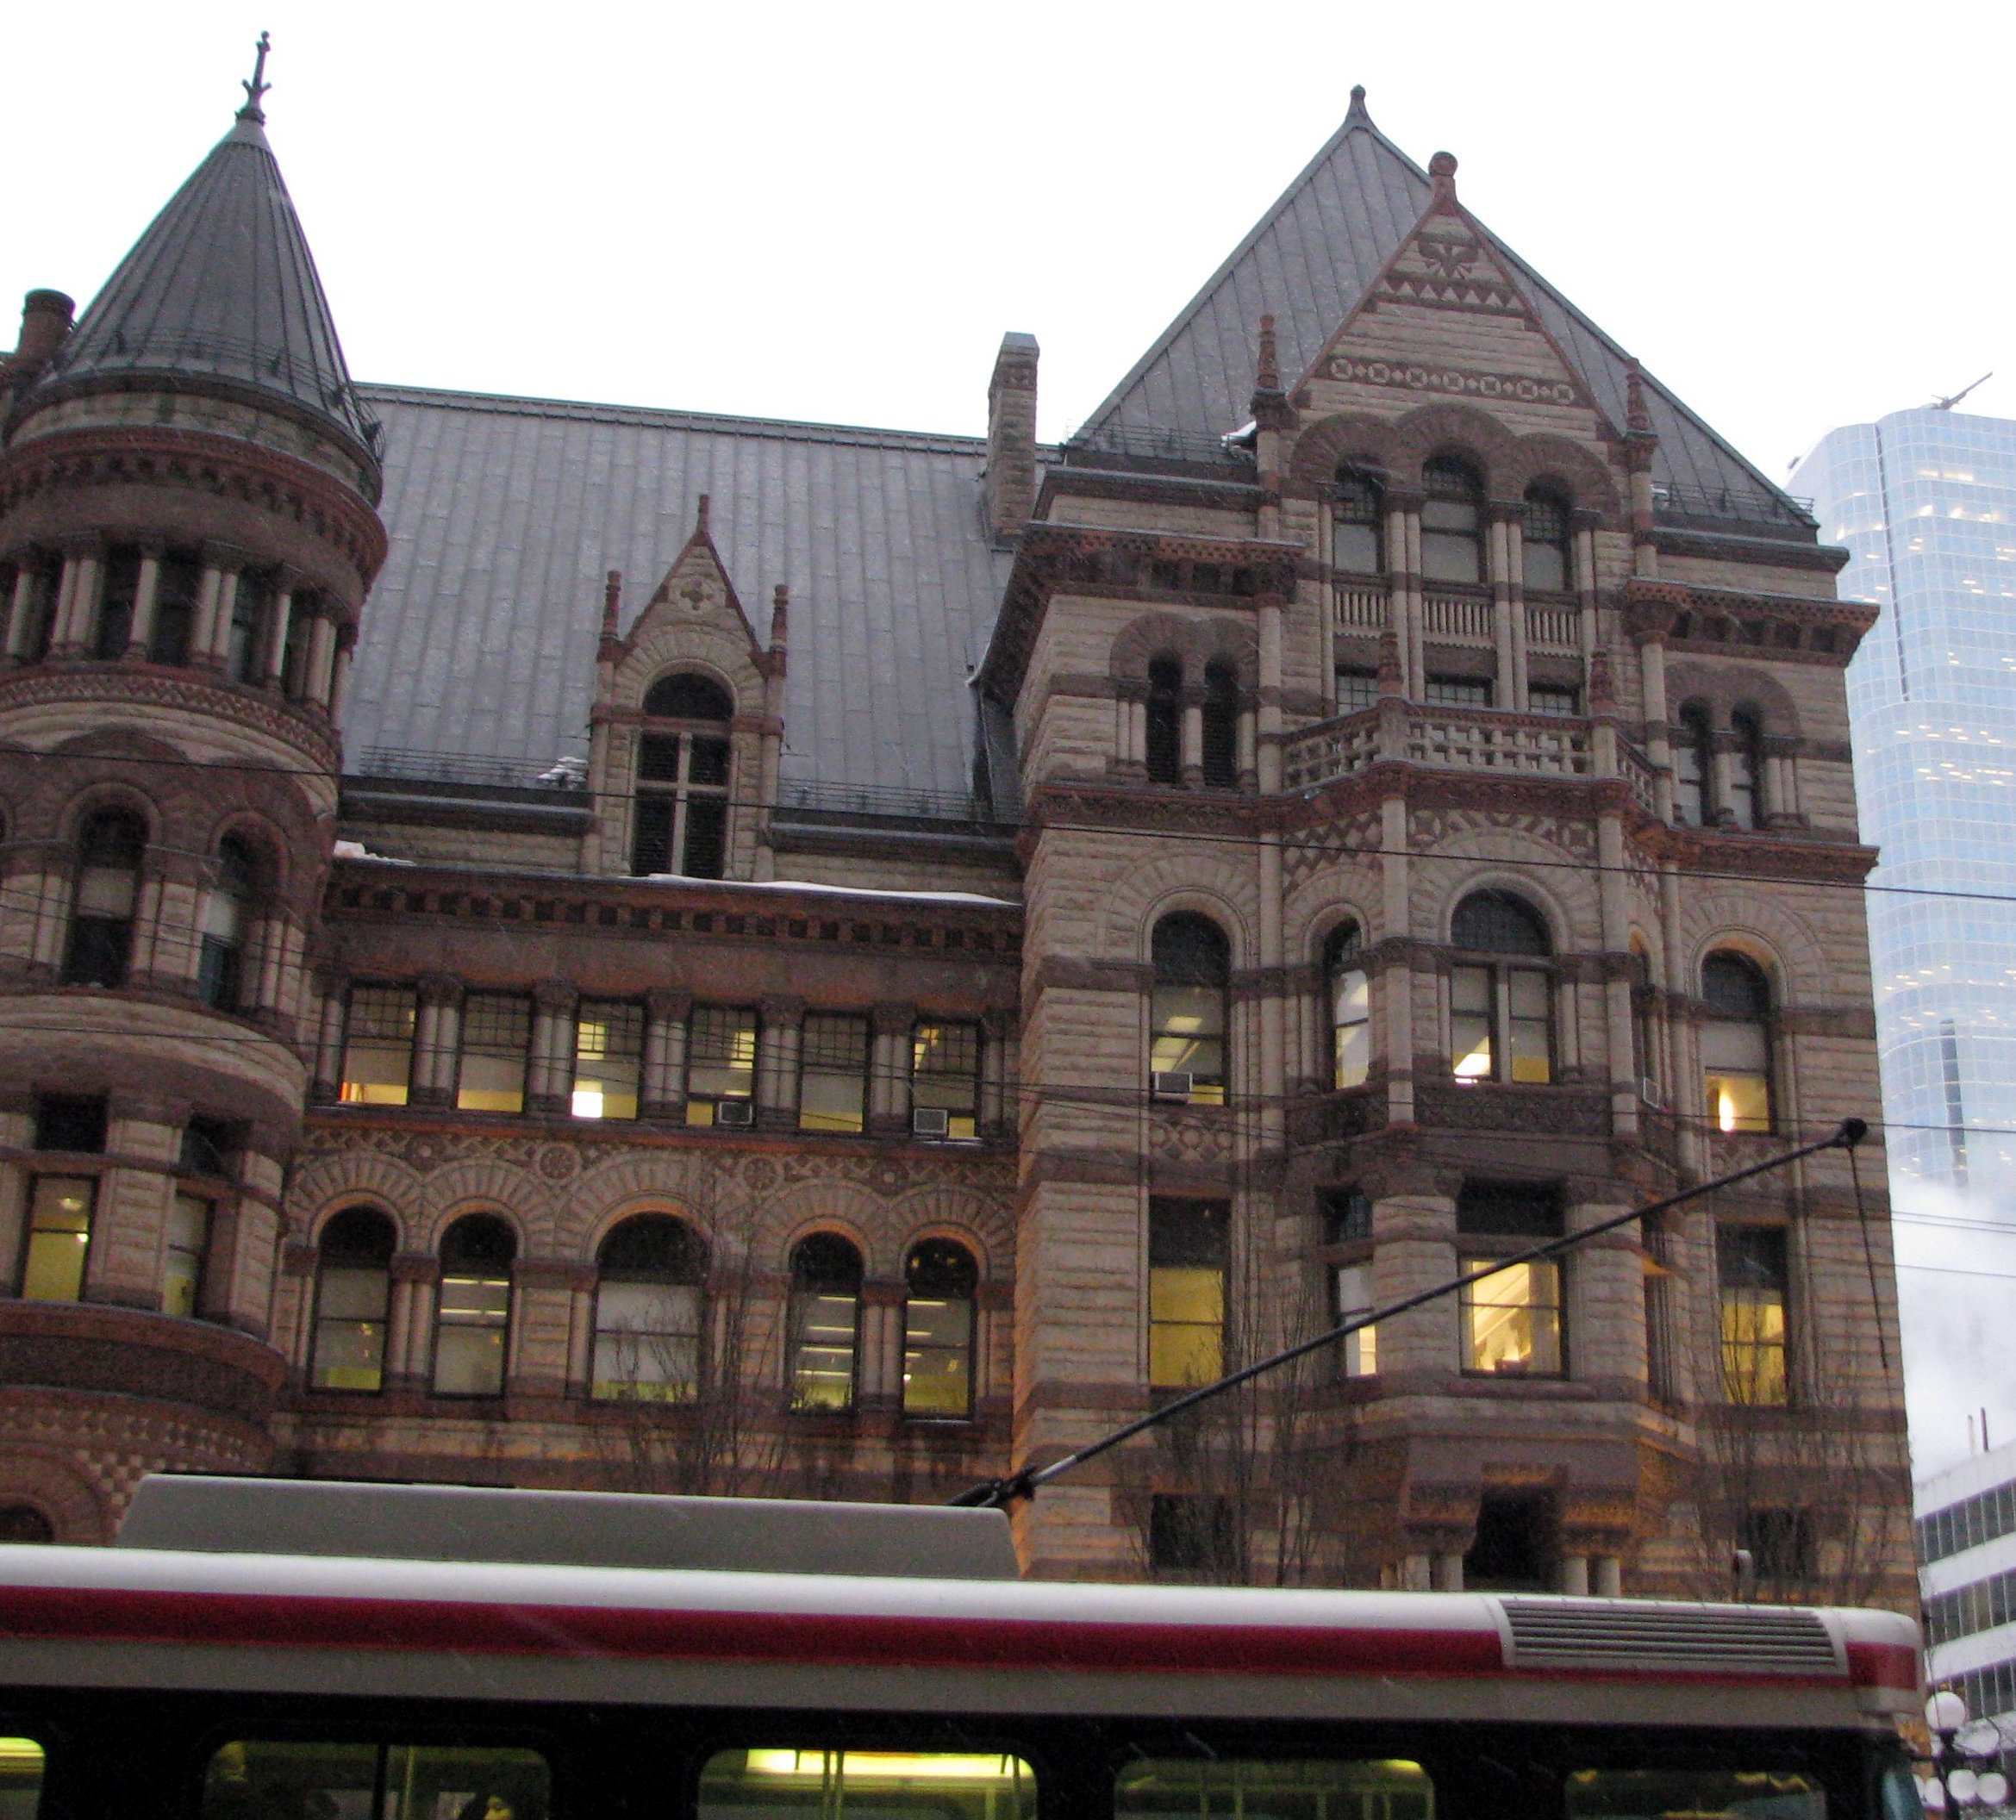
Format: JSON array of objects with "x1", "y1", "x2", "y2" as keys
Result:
[{"x1": 356, "y1": 379, "x2": 1052, "y2": 456}]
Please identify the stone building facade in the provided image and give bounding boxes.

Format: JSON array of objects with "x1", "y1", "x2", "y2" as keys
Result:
[{"x1": 0, "y1": 70, "x2": 1913, "y2": 1599}]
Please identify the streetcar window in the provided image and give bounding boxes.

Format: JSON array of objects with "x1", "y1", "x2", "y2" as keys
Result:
[
  {"x1": 1117, "y1": 1759, "x2": 1432, "y2": 1820},
  {"x1": 0, "y1": 1738, "x2": 43, "y2": 1820},
  {"x1": 1565, "y1": 1768, "x2": 1824, "y2": 1820},
  {"x1": 701, "y1": 1749, "x2": 1037, "y2": 1820},
  {"x1": 203, "y1": 1741, "x2": 549, "y2": 1820}
]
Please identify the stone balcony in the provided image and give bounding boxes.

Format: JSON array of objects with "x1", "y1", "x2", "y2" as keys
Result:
[{"x1": 1282, "y1": 700, "x2": 1659, "y2": 813}]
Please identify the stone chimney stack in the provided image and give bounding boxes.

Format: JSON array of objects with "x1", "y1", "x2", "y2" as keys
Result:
[
  {"x1": 983, "y1": 331, "x2": 1039, "y2": 544},
  {"x1": 6, "y1": 290, "x2": 75, "y2": 382}
]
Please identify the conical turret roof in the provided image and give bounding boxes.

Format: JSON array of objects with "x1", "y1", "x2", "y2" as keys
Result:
[{"x1": 34, "y1": 78, "x2": 379, "y2": 471}]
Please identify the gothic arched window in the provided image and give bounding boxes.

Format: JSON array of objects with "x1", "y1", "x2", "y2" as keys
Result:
[
  {"x1": 1450, "y1": 890, "x2": 1553, "y2": 1085},
  {"x1": 633, "y1": 670, "x2": 732, "y2": 878},
  {"x1": 593, "y1": 1214, "x2": 705, "y2": 1401},
  {"x1": 1152, "y1": 913, "x2": 1231, "y2": 1105}
]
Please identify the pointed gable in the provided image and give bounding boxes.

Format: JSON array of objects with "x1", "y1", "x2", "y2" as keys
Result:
[
  {"x1": 609, "y1": 496, "x2": 767, "y2": 705},
  {"x1": 1080, "y1": 88, "x2": 1796, "y2": 513}
]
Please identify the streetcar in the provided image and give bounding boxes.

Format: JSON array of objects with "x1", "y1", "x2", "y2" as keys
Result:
[{"x1": 0, "y1": 1475, "x2": 1923, "y2": 1820}]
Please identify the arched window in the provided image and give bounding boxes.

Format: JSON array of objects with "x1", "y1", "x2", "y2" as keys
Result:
[
  {"x1": 1201, "y1": 659, "x2": 1239, "y2": 789},
  {"x1": 788, "y1": 1234, "x2": 863, "y2": 1412},
  {"x1": 1450, "y1": 890, "x2": 1553, "y2": 1085},
  {"x1": 309, "y1": 1206, "x2": 396, "y2": 1393},
  {"x1": 1702, "y1": 952, "x2": 1773, "y2": 1132},
  {"x1": 593, "y1": 1214, "x2": 705, "y2": 1401},
  {"x1": 1326, "y1": 922, "x2": 1370, "y2": 1089},
  {"x1": 1151, "y1": 913, "x2": 1230, "y2": 1106},
  {"x1": 1145, "y1": 654, "x2": 1183, "y2": 785},
  {"x1": 1420, "y1": 458, "x2": 1484, "y2": 584},
  {"x1": 1521, "y1": 489, "x2": 1572, "y2": 594},
  {"x1": 902, "y1": 1239, "x2": 978, "y2": 1418},
  {"x1": 0, "y1": 1505, "x2": 53, "y2": 1544},
  {"x1": 197, "y1": 833, "x2": 259, "y2": 1011},
  {"x1": 62, "y1": 807, "x2": 147, "y2": 988},
  {"x1": 1334, "y1": 470, "x2": 1385, "y2": 575},
  {"x1": 633, "y1": 671, "x2": 732, "y2": 879},
  {"x1": 1728, "y1": 710, "x2": 1763, "y2": 830},
  {"x1": 1675, "y1": 704, "x2": 1713, "y2": 826},
  {"x1": 433, "y1": 1213, "x2": 515, "y2": 1398}
]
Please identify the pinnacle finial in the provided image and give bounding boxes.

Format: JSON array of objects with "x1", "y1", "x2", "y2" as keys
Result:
[
  {"x1": 239, "y1": 30, "x2": 272, "y2": 122},
  {"x1": 1346, "y1": 84, "x2": 1370, "y2": 122},
  {"x1": 1428, "y1": 151, "x2": 1458, "y2": 203},
  {"x1": 1256, "y1": 314, "x2": 1279, "y2": 392}
]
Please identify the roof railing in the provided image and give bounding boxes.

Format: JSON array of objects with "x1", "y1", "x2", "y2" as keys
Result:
[
  {"x1": 350, "y1": 747, "x2": 581, "y2": 791},
  {"x1": 776, "y1": 778, "x2": 992, "y2": 825},
  {"x1": 1060, "y1": 424, "x2": 1258, "y2": 471},
  {"x1": 1651, "y1": 481, "x2": 1817, "y2": 532}
]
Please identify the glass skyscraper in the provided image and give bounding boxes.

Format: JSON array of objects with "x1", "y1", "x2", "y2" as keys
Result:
[{"x1": 1794, "y1": 408, "x2": 2016, "y2": 1216}]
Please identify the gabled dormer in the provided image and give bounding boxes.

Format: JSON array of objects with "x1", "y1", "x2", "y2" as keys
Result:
[{"x1": 582, "y1": 496, "x2": 786, "y2": 881}]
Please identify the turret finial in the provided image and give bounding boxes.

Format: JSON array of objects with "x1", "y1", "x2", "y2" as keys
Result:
[
  {"x1": 1256, "y1": 314, "x2": 1279, "y2": 392},
  {"x1": 239, "y1": 31, "x2": 272, "y2": 122}
]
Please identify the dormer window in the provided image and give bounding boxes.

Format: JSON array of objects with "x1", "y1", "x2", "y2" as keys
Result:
[
  {"x1": 1333, "y1": 471, "x2": 1384, "y2": 575},
  {"x1": 632, "y1": 670, "x2": 732, "y2": 879}
]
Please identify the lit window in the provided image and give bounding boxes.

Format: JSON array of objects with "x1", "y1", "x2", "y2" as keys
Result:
[
  {"x1": 799, "y1": 1013, "x2": 869, "y2": 1133},
  {"x1": 433, "y1": 1214, "x2": 514, "y2": 1397},
  {"x1": 1702, "y1": 952, "x2": 1773, "y2": 1132},
  {"x1": 788, "y1": 1234, "x2": 862, "y2": 1412},
  {"x1": 1449, "y1": 891, "x2": 1553, "y2": 1084},
  {"x1": 685, "y1": 1005, "x2": 758, "y2": 1125},
  {"x1": 903, "y1": 1240, "x2": 977, "y2": 1418},
  {"x1": 1719, "y1": 1224, "x2": 1789, "y2": 1406},
  {"x1": 1462, "y1": 1259, "x2": 1563, "y2": 1374},
  {"x1": 700, "y1": 1748, "x2": 1034, "y2": 1820},
  {"x1": 593, "y1": 1215, "x2": 703, "y2": 1401},
  {"x1": 1326, "y1": 922, "x2": 1370, "y2": 1089},
  {"x1": 20, "y1": 1177, "x2": 96, "y2": 1303},
  {"x1": 911, "y1": 1021, "x2": 981, "y2": 1139},
  {"x1": 1335, "y1": 1262, "x2": 1377, "y2": 1378},
  {"x1": 309, "y1": 1206, "x2": 395, "y2": 1393},
  {"x1": 1150, "y1": 914, "x2": 1229, "y2": 1104},
  {"x1": 456, "y1": 993, "x2": 531, "y2": 1113},
  {"x1": 0, "y1": 1738, "x2": 42, "y2": 1817},
  {"x1": 1148, "y1": 1199, "x2": 1227, "y2": 1389},
  {"x1": 339, "y1": 986, "x2": 415, "y2": 1106},
  {"x1": 572, "y1": 1000, "x2": 643, "y2": 1119},
  {"x1": 203, "y1": 1742, "x2": 548, "y2": 1820}
]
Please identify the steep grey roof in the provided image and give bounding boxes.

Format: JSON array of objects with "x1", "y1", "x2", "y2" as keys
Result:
[
  {"x1": 35, "y1": 109, "x2": 378, "y2": 461},
  {"x1": 343, "y1": 385, "x2": 1016, "y2": 802},
  {"x1": 1082, "y1": 93, "x2": 1796, "y2": 512}
]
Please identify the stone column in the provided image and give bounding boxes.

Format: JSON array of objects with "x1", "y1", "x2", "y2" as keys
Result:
[
  {"x1": 980, "y1": 1009, "x2": 1012, "y2": 1142},
  {"x1": 528, "y1": 982, "x2": 578, "y2": 1115},
  {"x1": 125, "y1": 550, "x2": 162, "y2": 658},
  {"x1": 204, "y1": 569, "x2": 242, "y2": 667},
  {"x1": 1598, "y1": 813, "x2": 1638, "y2": 1138},
  {"x1": 869, "y1": 1003, "x2": 914, "y2": 1138},
  {"x1": 305, "y1": 614, "x2": 338, "y2": 707},
  {"x1": 1387, "y1": 500, "x2": 1420, "y2": 699},
  {"x1": 757, "y1": 996, "x2": 805, "y2": 1131},
  {"x1": 390, "y1": 1254, "x2": 440, "y2": 1390},
  {"x1": 51, "y1": 547, "x2": 99, "y2": 658},
  {"x1": 1568, "y1": 1192, "x2": 1643, "y2": 1390},
  {"x1": 1594, "y1": 1555, "x2": 1623, "y2": 1597},
  {"x1": 328, "y1": 636, "x2": 356, "y2": 724},
  {"x1": 312, "y1": 976, "x2": 347, "y2": 1100},
  {"x1": 261, "y1": 583, "x2": 295, "y2": 687},
  {"x1": 1638, "y1": 633, "x2": 1672, "y2": 820},
  {"x1": 1560, "y1": 1554, "x2": 1591, "y2": 1595},
  {"x1": 412, "y1": 975, "x2": 461, "y2": 1107},
  {"x1": 1490, "y1": 514, "x2": 1517, "y2": 705},
  {"x1": 1380, "y1": 794, "x2": 1414, "y2": 1126},
  {"x1": 1179, "y1": 661, "x2": 1204, "y2": 787},
  {"x1": 641, "y1": 988, "x2": 691, "y2": 1120},
  {"x1": 188, "y1": 564, "x2": 225, "y2": 664},
  {"x1": 2, "y1": 565, "x2": 36, "y2": 661}
]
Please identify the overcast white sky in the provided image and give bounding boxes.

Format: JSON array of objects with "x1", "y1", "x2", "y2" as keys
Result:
[
  {"x1": 7, "y1": 0, "x2": 2016, "y2": 477},
  {"x1": 9, "y1": 1, "x2": 2016, "y2": 1474}
]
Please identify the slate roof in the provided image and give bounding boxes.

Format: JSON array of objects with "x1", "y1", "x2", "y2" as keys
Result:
[
  {"x1": 32, "y1": 104, "x2": 378, "y2": 464},
  {"x1": 1079, "y1": 90, "x2": 1797, "y2": 512},
  {"x1": 342, "y1": 386, "x2": 1018, "y2": 802}
]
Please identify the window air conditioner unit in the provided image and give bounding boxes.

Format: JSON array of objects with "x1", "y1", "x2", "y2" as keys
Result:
[
  {"x1": 1152, "y1": 1071, "x2": 1195, "y2": 1102},
  {"x1": 715, "y1": 1099, "x2": 755, "y2": 1128},
  {"x1": 912, "y1": 1106, "x2": 952, "y2": 1139}
]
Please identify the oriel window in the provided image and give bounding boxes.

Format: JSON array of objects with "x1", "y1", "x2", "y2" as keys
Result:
[
  {"x1": 632, "y1": 671, "x2": 733, "y2": 879},
  {"x1": 19, "y1": 1177, "x2": 97, "y2": 1303},
  {"x1": 787, "y1": 1233, "x2": 863, "y2": 1412},
  {"x1": 1148, "y1": 1198, "x2": 1228, "y2": 1390},
  {"x1": 1457, "y1": 1181, "x2": 1564, "y2": 1377},
  {"x1": 685, "y1": 1005, "x2": 758, "y2": 1125},
  {"x1": 902, "y1": 1239, "x2": 978, "y2": 1418},
  {"x1": 62, "y1": 808, "x2": 146, "y2": 988},
  {"x1": 456, "y1": 992, "x2": 532, "y2": 1113},
  {"x1": 432, "y1": 1213, "x2": 515, "y2": 1398},
  {"x1": 1718, "y1": 1223, "x2": 1789, "y2": 1406}
]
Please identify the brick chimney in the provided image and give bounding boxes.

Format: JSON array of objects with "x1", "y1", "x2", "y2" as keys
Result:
[
  {"x1": 5, "y1": 290, "x2": 74, "y2": 383},
  {"x1": 983, "y1": 331, "x2": 1039, "y2": 544}
]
